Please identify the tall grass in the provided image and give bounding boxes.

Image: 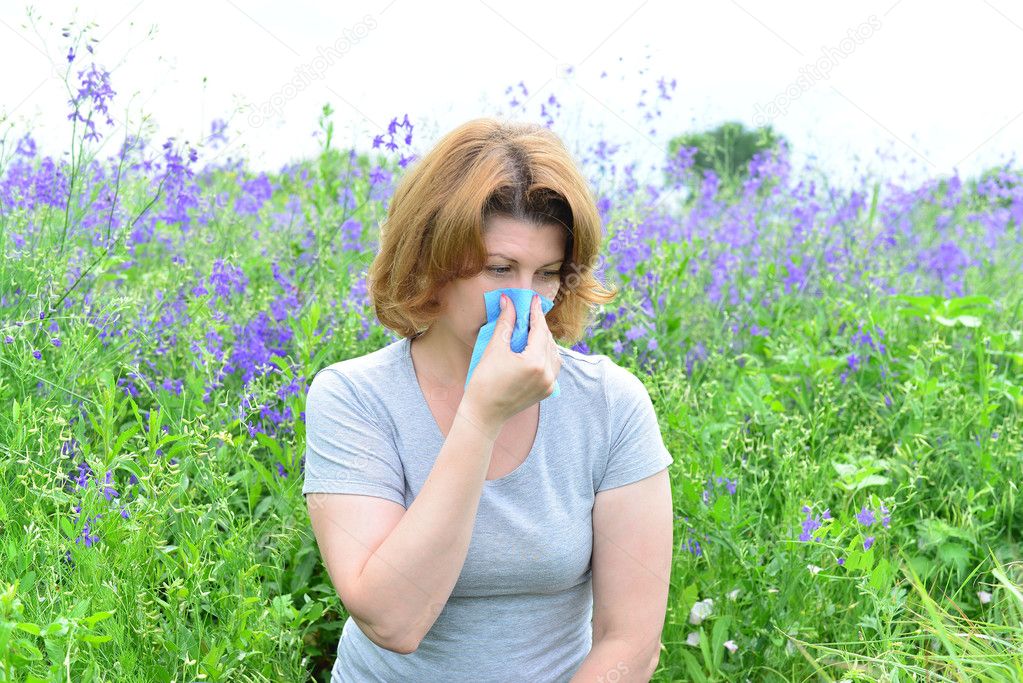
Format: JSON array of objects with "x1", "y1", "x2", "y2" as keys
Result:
[{"x1": 1, "y1": 25, "x2": 1022, "y2": 683}]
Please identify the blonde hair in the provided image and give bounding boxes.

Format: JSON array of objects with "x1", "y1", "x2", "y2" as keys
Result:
[{"x1": 367, "y1": 117, "x2": 618, "y2": 346}]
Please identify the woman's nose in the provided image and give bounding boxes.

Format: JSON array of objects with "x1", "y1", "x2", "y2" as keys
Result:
[{"x1": 514, "y1": 276, "x2": 536, "y2": 292}]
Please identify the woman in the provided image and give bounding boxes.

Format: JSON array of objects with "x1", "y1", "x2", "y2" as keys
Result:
[{"x1": 303, "y1": 118, "x2": 674, "y2": 682}]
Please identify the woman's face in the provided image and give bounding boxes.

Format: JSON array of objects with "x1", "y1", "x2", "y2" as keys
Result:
[{"x1": 433, "y1": 214, "x2": 567, "y2": 349}]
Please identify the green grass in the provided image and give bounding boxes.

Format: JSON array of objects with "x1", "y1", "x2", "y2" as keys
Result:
[{"x1": 1, "y1": 85, "x2": 1022, "y2": 682}]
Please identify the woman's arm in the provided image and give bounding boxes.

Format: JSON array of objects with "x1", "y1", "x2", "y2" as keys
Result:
[
  {"x1": 346, "y1": 396, "x2": 503, "y2": 653},
  {"x1": 571, "y1": 468, "x2": 674, "y2": 682}
]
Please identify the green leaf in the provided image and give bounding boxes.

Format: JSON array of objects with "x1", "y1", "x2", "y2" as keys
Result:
[
  {"x1": 870, "y1": 557, "x2": 892, "y2": 590},
  {"x1": 945, "y1": 295, "x2": 992, "y2": 314},
  {"x1": 861, "y1": 546, "x2": 875, "y2": 571},
  {"x1": 14, "y1": 639, "x2": 43, "y2": 660},
  {"x1": 832, "y1": 462, "x2": 857, "y2": 478},
  {"x1": 680, "y1": 478, "x2": 701, "y2": 506},
  {"x1": 44, "y1": 619, "x2": 68, "y2": 637},
  {"x1": 698, "y1": 626, "x2": 713, "y2": 671},
  {"x1": 893, "y1": 294, "x2": 939, "y2": 310},
  {"x1": 681, "y1": 583, "x2": 700, "y2": 614},
  {"x1": 711, "y1": 615, "x2": 732, "y2": 671},
  {"x1": 15, "y1": 622, "x2": 42, "y2": 636},
  {"x1": 937, "y1": 542, "x2": 971, "y2": 572},
  {"x1": 681, "y1": 650, "x2": 709, "y2": 683},
  {"x1": 844, "y1": 536, "x2": 864, "y2": 570},
  {"x1": 82, "y1": 610, "x2": 115, "y2": 627},
  {"x1": 711, "y1": 494, "x2": 730, "y2": 523},
  {"x1": 255, "y1": 432, "x2": 282, "y2": 459},
  {"x1": 115, "y1": 458, "x2": 145, "y2": 485},
  {"x1": 843, "y1": 474, "x2": 890, "y2": 492},
  {"x1": 111, "y1": 423, "x2": 141, "y2": 458}
]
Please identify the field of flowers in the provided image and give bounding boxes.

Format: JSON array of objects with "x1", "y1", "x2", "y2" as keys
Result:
[{"x1": 1, "y1": 33, "x2": 1022, "y2": 683}]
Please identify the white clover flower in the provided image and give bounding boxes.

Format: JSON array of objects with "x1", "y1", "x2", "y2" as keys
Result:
[
  {"x1": 724, "y1": 639, "x2": 738, "y2": 653},
  {"x1": 807, "y1": 564, "x2": 823, "y2": 576},
  {"x1": 977, "y1": 590, "x2": 992, "y2": 604},
  {"x1": 686, "y1": 631, "x2": 701, "y2": 647},
  {"x1": 689, "y1": 597, "x2": 714, "y2": 625}
]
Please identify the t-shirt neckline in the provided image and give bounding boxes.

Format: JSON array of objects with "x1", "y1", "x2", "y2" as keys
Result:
[{"x1": 400, "y1": 335, "x2": 545, "y2": 486}]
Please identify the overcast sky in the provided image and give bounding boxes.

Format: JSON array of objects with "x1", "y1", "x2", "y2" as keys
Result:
[{"x1": 2, "y1": 0, "x2": 1021, "y2": 191}]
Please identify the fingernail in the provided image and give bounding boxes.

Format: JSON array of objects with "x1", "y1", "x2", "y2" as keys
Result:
[{"x1": 500, "y1": 294, "x2": 507, "y2": 310}]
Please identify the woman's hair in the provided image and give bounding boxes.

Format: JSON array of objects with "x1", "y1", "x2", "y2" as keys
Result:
[{"x1": 367, "y1": 117, "x2": 618, "y2": 346}]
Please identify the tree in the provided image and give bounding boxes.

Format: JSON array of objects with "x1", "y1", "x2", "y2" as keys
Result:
[{"x1": 666, "y1": 121, "x2": 788, "y2": 201}]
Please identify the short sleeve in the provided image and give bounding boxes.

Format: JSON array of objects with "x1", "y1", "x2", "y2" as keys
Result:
[
  {"x1": 596, "y1": 363, "x2": 674, "y2": 493},
  {"x1": 301, "y1": 366, "x2": 407, "y2": 508}
]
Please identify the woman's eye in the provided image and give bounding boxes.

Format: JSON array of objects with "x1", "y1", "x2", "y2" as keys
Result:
[{"x1": 487, "y1": 267, "x2": 560, "y2": 279}]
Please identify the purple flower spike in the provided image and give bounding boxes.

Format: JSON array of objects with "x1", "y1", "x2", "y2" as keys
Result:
[
  {"x1": 856, "y1": 506, "x2": 876, "y2": 527},
  {"x1": 799, "y1": 507, "x2": 823, "y2": 542}
]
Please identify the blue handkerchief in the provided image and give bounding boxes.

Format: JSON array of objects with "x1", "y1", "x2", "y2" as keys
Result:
[{"x1": 464, "y1": 287, "x2": 560, "y2": 398}]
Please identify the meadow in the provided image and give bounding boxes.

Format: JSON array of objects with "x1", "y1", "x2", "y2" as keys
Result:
[{"x1": 1, "y1": 34, "x2": 1022, "y2": 683}]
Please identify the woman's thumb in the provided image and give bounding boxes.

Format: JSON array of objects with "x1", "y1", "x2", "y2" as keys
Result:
[{"x1": 494, "y1": 293, "x2": 516, "y2": 343}]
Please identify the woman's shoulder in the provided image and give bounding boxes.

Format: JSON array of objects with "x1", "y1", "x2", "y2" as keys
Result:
[
  {"x1": 556, "y1": 343, "x2": 629, "y2": 382},
  {"x1": 556, "y1": 344, "x2": 655, "y2": 407},
  {"x1": 309, "y1": 337, "x2": 407, "y2": 397},
  {"x1": 554, "y1": 343, "x2": 631, "y2": 406}
]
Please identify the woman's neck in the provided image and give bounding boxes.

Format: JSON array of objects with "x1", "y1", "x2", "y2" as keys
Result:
[{"x1": 410, "y1": 326, "x2": 473, "y2": 390}]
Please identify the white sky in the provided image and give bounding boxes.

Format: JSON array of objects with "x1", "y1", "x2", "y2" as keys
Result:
[{"x1": 2, "y1": 0, "x2": 1022, "y2": 191}]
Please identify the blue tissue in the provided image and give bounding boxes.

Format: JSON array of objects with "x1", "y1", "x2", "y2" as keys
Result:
[{"x1": 464, "y1": 287, "x2": 560, "y2": 398}]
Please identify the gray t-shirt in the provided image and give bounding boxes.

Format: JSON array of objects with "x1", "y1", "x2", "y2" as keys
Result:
[{"x1": 302, "y1": 335, "x2": 673, "y2": 682}]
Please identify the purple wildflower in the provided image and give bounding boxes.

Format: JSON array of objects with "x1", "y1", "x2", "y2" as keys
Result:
[
  {"x1": 101, "y1": 471, "x2": 118, "y2": 501},
  {"x1": 799, "y1": 507, "x2": 823, "y2": 542},
  {"x1": 73, "y1": 461, "x2": 92, "y2": 488},
  {"x1": 856, "y1": 506, "x2": 876, "y2": 527}
]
